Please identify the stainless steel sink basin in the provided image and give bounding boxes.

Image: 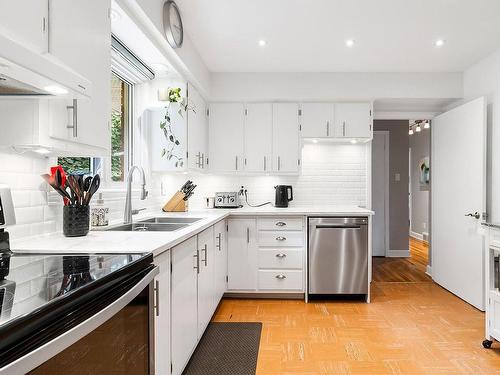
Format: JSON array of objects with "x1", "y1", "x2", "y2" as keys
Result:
[
  {"x1": 107, "y1": 223, "x2": 189, "y2": 232},
  {"x1": 138, "y1": 217, "x2": 202, "y2": 224}
]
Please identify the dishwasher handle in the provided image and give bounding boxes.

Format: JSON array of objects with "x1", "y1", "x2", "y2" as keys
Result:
[{"x1": 315, "y1": 225, "x2": 362, "y2": 229}]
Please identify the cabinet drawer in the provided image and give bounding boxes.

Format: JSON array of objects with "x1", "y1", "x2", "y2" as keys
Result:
[
  {"x1": 258, "y1": 231, "x2": 303, "y2": 247},
  {"x1": 258, "y1": 270, "x2": 303, "y2": 290},
  {"x1": 258, "y1": 217, "x2": 303, "y2": 231},
  {"x1": 258, "y1": 249, "x2": 303, "y2": 269}
]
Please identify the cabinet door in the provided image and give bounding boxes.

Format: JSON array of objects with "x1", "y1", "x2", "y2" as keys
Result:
[
  {"x1": 0, "y1": 0, "x2": 48, "y2": 53},
  {"x1": 335, "y1": 103, "x2": 372, "y2": 138},
  {"x1": 171, "y1": 236, "x2": 198, "y2": 375},
  {"x1": 300, "y1": 103, "x2": 333, "y2": 138},
  {"x1": 197, "y1": 226, "x2": 216, "y2": 337},
  {"x1": 214, "y1": 220, "x2": 228, "y2": 302},
  {"x1": 244, "y1": 103, "x2": 273, "y2": 172},
  {"x1": 209, "y1": 103, "x2": 245, "y2": 172},
  {"x1": 187, "y1": 84, "x2": 208, "y2": 170},
  {"x1": 154, "y1": 251, "x2": 171, "y2": 375},
  {"x1": 227, "y1": 219, "x2": 257, "y2": 290},
  {"x1": 48, "y1": 0, "x2": 111, "y2": 151},
  {"x1": 273, "y1": 103, "x2": 300, "y2": 173}
]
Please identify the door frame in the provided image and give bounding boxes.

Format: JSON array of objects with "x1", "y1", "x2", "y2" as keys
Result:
[{"x1": 373, "y1": 130, "x2": 390, "y2": 257}]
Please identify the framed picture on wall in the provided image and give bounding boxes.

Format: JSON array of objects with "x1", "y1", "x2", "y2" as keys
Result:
[{"x1": 419, "y1": 157, "x2": 430, "y2": 190}]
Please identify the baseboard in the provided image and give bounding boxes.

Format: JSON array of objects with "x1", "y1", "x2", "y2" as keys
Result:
[
  {"x1": 386, "y1": 249, "x2": 410, "y2": 257},
  {"x1": 410, "y1": 231, "x2": 423, "y2": 241},
  {"x1": 426, "y1": 265, "x2": 432, "y2": 277}
]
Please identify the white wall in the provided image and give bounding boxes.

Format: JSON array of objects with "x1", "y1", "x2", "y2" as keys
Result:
[
  {"x1": 463, "y1": 48, "x2": 500, "y2": 222},
  {"x1": 211, "y1": 72, "x2": 463, "y2": 102},
  {"x1": 156, "y1": 142, "x2": 368, "y2": 210}
]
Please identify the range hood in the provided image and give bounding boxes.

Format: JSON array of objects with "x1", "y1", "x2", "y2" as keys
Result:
[{"x1": 0, "y1": 33, "x2": 91, "y2": 97}]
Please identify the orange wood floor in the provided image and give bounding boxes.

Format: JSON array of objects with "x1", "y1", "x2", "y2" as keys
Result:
[{"x1": 213, "y1": 238, "x2": 500, "y2": 374}]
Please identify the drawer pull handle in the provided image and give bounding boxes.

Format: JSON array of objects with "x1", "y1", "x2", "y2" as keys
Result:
[
  {"x1": 276, "y1": 253, "x2": 287, "y2": 258},
  {"x1": 276, "y1": 222, "x2": 286, "y2": 226},
  {"x1": 276, "y1": 236, "x2": 286, "y2": 241},
  {"x1": 275, "y1": 274, "x2": 286, "y2": 280}
]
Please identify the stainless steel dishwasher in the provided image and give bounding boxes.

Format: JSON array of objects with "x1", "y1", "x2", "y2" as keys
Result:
[{"x1": 308, "y1": 217, "x2": 368, "y2": 296}]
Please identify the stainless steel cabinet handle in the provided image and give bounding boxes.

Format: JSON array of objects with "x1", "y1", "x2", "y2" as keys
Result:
[
  {"x1": 201, "y1": 153, "x2": 205, "y2": 168},
  {"x1": 326, "y1": 120, "x2": 329, "y2": 136},
  {"x1": 66, "y1": 99, "x2": 78, "y2": 137},
  {"x1": 235, "y1": 156, "x2": 238, "y2": 170},
  {"x1": 264, "y1": 156, "x2": 267, "y2": 171},
  {"x1": 343, "y1": 121, "x2": 346, "y2": 137},
  {"x1": 247, "y1": 227, "x2": 250, "y2": 243},
  {"x1": 276, "y1": 236, "x2": 286, "y2": 241},
  {"x1": 154, "y1": 280, "x2": 160, "y2": 317},
  {"x1": 276, "y1": 253, "x2": 286, "y2": 258},
  {"x1": 216, "y1": 233, "x2": 221, "y2": 250},
  {"x1": 193, "y1": 251, "x2": 200, "y2": 273},
  {"x1": 275, "y1": 221, "x2": 286, "y2": 227},
  {"x1": 202, "y1": 244, "x2": 207, "y2": 266},
  {"x1": 275, "y1": 274, "x2": 286, "y2": 280},
  {"x1": 278, "y1": 156, "x2": 281, "y2": 171}
]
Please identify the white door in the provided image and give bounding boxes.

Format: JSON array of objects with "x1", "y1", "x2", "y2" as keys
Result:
[
  {"x1": 432, "y1": 97, "x2": 486, "y2": 310},
  {"x1": 273, "y1": 103, "x2": 300, "y2": 173},
  {"x1": 187, "y1": 84, "x2": 208, "y2": 170},
  {"x1": 372, "y1": 132, "x2": 389, "y2": 256},
  {"x1": 335, "y1": 103, "x2": 372, "y2": 138},
  {"x1": 197, "y1": 227, "x2": 215, "y2": 337},
  {"x1": 244, "y1": 103, "x2": 273, "y2": 172},
  {"x1": 0, "y1": 0, "x2": 48, "y2": 53},
  {"x1": 154, "y1": 251, "x2": 171, "y2": 375},
  {"x1": 214, "y1": 220, "x2": 228, "y2": 302},
  {"x1": 171, "y1": 236, "x2": 198, "y2": 375},
  {"x1": 209, "y1": 103, "x2": 245, "y2": 172},
  {"x1": 227, "y1": 219, "x2": 257, "y2": 290},
  {"x1": 48, "y1": 0, "x2": 111, "y2": 151},
  {"x1": 300, "y1": 103, "x2": 333, "y2": 138}
]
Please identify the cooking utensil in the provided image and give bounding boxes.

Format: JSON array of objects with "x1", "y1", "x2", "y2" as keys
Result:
[
  {"x1": 83, "y1": 176, "x2": 92, "y2": 192},
  {"x1": 68, "y1": 176, "x2": 83, "y2": 205},
  {"x1": 41, "y1": 174, "x2": 71, "y2": 202},
  {"x1": 180, "y1": 180, "x2": 191, "y2": 193},
  {"x1": 85, "y1": 174, "x2": 100, "y2": 205},
  {"x1": 183, "y1": 184, "x2": 197, "y2": 200}
]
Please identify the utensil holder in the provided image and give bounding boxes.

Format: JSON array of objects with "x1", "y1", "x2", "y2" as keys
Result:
[{"x1": 63, "y1": 205, "x2": 90, "y2": 237}]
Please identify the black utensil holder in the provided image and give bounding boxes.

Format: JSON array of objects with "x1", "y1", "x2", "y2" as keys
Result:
[{"x1": 63, "y1": 205, "x2": 89, "y2": 237}]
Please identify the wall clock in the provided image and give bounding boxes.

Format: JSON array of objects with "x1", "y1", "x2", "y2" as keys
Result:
[{"x1": 163, "y1": 1, "x2": 183, "y2": 49}]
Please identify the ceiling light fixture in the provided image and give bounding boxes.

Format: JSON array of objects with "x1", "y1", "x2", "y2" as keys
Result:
[
  {"x1": 258, "y1": 40, "x2": 267, "y2": 47},
  {"x1": 345, "y1": 39, "x2": 355, "y2": 48},
  {"x1": 415, "y1": 124, "x2": 421, "y2": 132},
  {"x1": 435, "y1": 39, "x2": 445, "y2": 47},
  {"x1": 409, "y1": 127, "x2": 414, "y2": 135},
  {"x1": 424, "y1": 121, "x2": 430, "y2": 129}
]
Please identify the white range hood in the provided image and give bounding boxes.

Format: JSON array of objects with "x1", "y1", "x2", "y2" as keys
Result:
[{"x1": 0, "y1": 32, "x2": 91, "y2": 98}]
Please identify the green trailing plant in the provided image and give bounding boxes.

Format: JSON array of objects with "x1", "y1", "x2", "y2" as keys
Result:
[{"x1": 160, "y1": 87, "x2": 195, "y2": 168}]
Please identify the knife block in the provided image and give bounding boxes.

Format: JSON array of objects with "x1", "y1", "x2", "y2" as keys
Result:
[{"x1": 162, "y1": 191, "x2": 188, "y2": 212}]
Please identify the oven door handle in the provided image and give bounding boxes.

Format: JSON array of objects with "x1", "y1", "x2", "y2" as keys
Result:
[{"x1": 1, "y1": 266, "x2": 159, "y2": 375}]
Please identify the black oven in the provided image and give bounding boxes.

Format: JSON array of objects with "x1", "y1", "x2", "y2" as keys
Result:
[{"x1": 0, "y1": 252, "x2": 158, "y2": 375}]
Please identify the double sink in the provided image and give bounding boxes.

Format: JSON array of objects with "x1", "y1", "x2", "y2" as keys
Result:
[{"x1": 107, "y1": 217, "x2": 202, "y2": 232}]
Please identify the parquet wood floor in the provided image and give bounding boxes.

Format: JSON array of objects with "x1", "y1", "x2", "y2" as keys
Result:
[{"x1": 213, "y1": 238, "x2": 500, "y2": 374}]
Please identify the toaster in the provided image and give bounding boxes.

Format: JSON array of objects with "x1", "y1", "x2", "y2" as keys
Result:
[{"x1": 214, "y1": 192, "x2": 241, "y2": 208}]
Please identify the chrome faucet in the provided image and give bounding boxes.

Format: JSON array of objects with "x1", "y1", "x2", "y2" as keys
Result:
[{"x1": 124, "y1": 166, "x2": 148, "y2": 224}]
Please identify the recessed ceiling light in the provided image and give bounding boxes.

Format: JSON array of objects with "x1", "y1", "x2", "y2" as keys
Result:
[
  {"x1": 44, "y1": 85, "x2": 68, "y2": 95},
  {"x1": 435, "y1": 39, "x2": 445, "y2": 47},
  {"x1": 345, "y1": 39, "x2": 355, "y2": 48},
  {"x1": 258, "y1": 40, "x2": 267, "y2": 47}
]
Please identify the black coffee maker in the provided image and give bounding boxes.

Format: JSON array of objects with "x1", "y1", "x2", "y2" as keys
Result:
[{"x1": 274, "y1": 185, "x2": 293, "y2": 208}]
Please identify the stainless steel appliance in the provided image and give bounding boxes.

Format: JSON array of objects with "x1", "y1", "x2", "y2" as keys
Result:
[
  {"x1": 274, "y1": 185, "x2": 293, "y2": 208},
  {"x1": 0, "y1": 252, "x2": 158, "y2": 374},
  {"x1": 308, "y1": 217, "x2": 368, "y2": 296},
  {"x1": 215, "y1": 192, "x2": 241, "y2": 208}
]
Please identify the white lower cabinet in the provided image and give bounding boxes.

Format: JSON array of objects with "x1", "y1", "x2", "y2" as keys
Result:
[
  {"x1": 227, "y1": 216, "x2": 305, "y2": 293},
  {"x1": 170, "y1": 221, "x2": 227, "y2": 375},
  {"x1": 171, "y1": 236, "x2": 198, "y2": 375},
  {"x1": 227, "y1": 218, "x2": 258, "y2": 290},
  {"x1": 154, "y1": 251, "x2": 171, "y2": 375}
]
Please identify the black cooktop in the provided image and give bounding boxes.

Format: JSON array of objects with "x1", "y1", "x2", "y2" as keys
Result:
[{"x1": 0, "y1": 251, "x2": 150, "y2": 329}]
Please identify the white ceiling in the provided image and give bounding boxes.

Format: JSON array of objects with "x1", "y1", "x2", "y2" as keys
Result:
[{"x1": 175, "y1": 0, "x2": 500, "y2": 73}]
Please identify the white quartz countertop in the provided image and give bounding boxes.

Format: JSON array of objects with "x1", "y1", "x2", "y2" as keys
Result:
[{"x1": 10, "y1": 206, "x2": 372, "y2": 256}]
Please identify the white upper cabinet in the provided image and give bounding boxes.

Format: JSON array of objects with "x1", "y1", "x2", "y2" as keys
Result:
[
  {"x1": 272, "y1": 103, "x2": 300, "y2": 173},
  {"x1": 335, "y1": 103, "x2": 372, "y2": 138},
  {"x1": 300, "y1": 103, "x2": 334, "y2": 138},
  {"x1": 209, "y1": 103, "x2": 245, "y2": 172},
  {"x1": 0, "y1": 0, "x2": 48, "y2": 53},
  {"x1": 47, "y1": 0, "x2": 111, "y2": 152},
  {"x1": 244, "y1": 103, "x2": 273, "y2": 172},
  {"x1": 187, "y1": 84, "x2": 209, "y2": 170}
]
